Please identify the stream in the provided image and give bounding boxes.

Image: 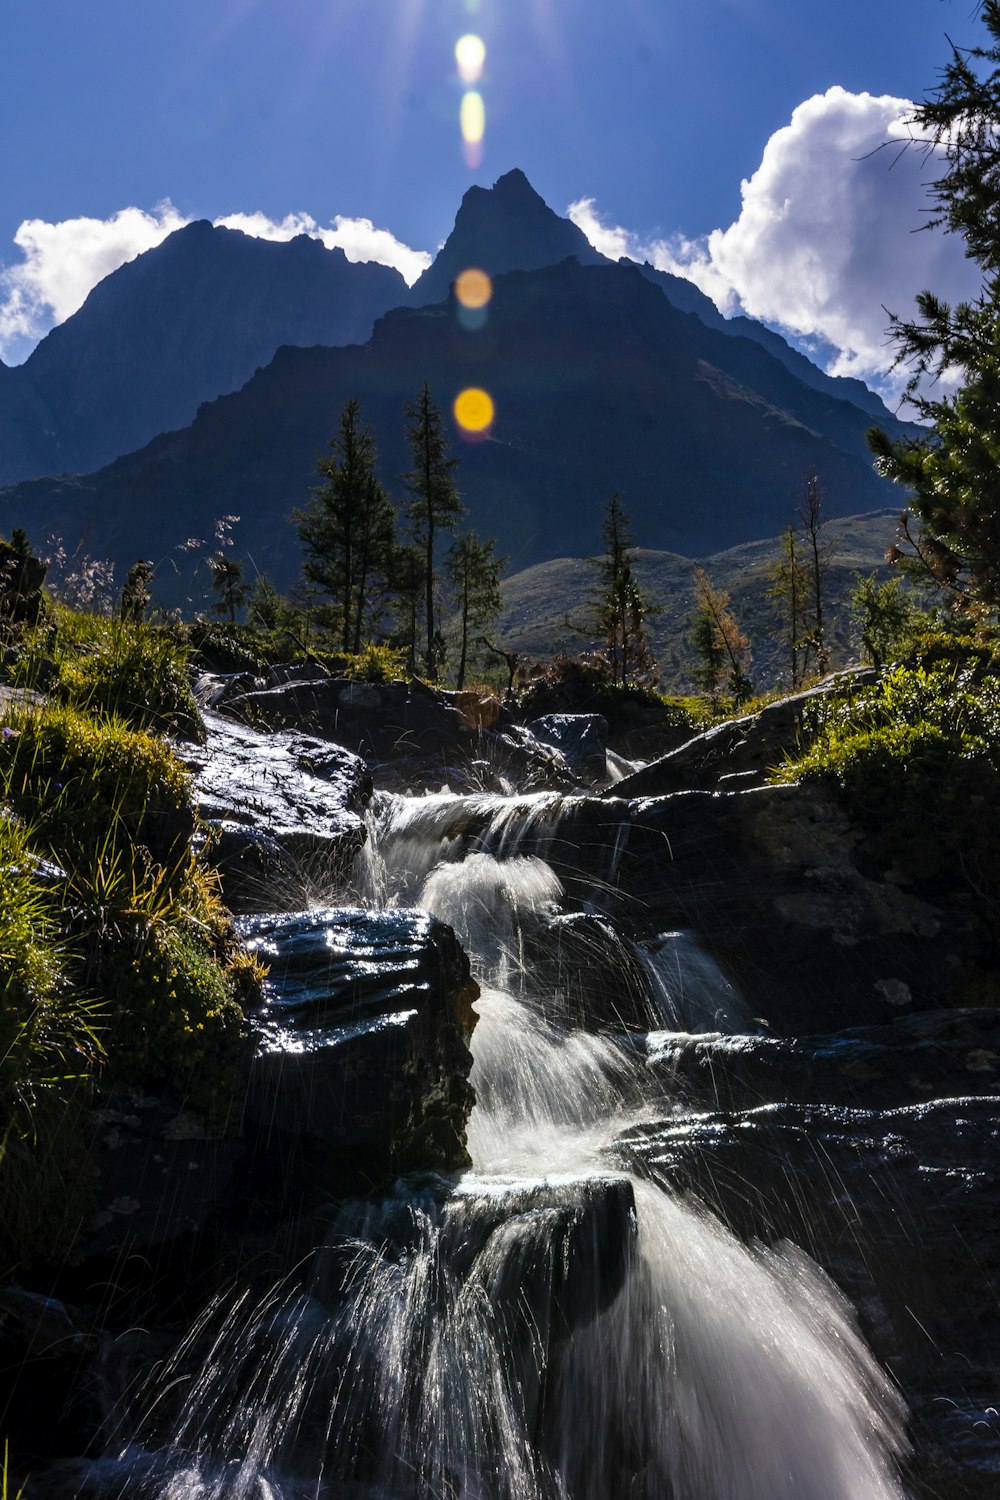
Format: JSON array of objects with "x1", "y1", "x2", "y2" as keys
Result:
[{"x1": 54, "y1": 780, "x2": 912, "y2": 1499}]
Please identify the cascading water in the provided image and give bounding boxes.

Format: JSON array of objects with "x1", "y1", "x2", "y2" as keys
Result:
[{"x1": 86, "y1": 787, "x2": 908, "y2": 1500}]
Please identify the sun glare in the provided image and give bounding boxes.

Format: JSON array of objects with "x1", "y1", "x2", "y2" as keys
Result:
[
  {"x1": 454, "y1": 386, "x2": 494, "y2": 434},
  {"x1": 455, "y1": 34, "x2": 486, "y2": 86},
  {"x1": 455, "y1": 267, "x2": 492, "y2": 309}
]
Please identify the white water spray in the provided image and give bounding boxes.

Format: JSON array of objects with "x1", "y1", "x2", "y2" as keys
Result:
[{"x1": 107, "y1": 786, "x2": 906, "y2": 1500}]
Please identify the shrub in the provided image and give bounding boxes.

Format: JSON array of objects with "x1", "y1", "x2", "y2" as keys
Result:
[
  {"x1": 339, "y1": 642, "x2": 408, "y2": 682},
  {"x1": 774, "y1": 663, "x2": 1000, "y2": 893}
]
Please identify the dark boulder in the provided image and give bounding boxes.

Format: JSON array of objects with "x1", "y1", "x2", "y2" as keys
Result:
[
  {"x1": 241, "y1": 907, "x2": 480, "y2": 1183},
  {"x1": 526, "y1": 713, "x2": 608, "y2": 782},
  {"x1": 223, "y1": 675, "x2": 575, "y2": 794},
  {"x1": 611, "y1": 782, "x2": 971, "y2": 1034}
]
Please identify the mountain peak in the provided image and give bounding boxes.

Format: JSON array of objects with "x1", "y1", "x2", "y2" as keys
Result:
[{"x1": 409, "y1": 168, "x2": 606, "y2": 305}]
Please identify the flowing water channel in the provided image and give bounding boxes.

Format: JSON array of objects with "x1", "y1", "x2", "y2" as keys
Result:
[{"x1": 79, "y1": 788, "x2": 909, "y2": 1499}]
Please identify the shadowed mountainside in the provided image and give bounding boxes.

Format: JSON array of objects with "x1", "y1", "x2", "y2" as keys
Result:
[
  {"x1": 1, "y1": 259, "x2": 911, "y2": 604},
  {"x1": 0, "y1": 222, "x2": 408, "y2": 484}
]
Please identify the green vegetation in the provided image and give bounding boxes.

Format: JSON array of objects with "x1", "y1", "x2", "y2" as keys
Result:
[
  {"x1": 591, "y1": 494, "x2": 658, "y2": 688},
  {"x1": 0, "y1": 601, "x2": 261, "y2": 1269},
  {"x1": 868, "y1": 0, "x2": 1000, "y2": 613},
  {"x1": 774, "y1": 662, "x2": 1000, "y2": 939},
  {"x1": 12, "y1": 607, "x2": 202, "y2": 739}
]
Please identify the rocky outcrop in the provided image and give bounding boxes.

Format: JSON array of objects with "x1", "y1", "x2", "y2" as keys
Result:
[
  {"x1": 610, "y1": 781, "x2": 971, "y2": 1034},
  {"x1": 610, "y1": 669, "x2": 878, "y2": 799},
  {"x1": 526, "y1": 713, "x2": 608, "y2": 782},
  {"x1": 178, "y1": 709, "x2": 373, "y2": 910},
  {"x1": 241, "y1": 907, "x2": 479, "y2": 1181},
  {"x1": 222, "y1": 674, "x2": 574, "y2": 793}
]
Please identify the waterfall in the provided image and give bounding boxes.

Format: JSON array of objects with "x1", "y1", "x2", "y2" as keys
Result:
[{"x1": 88, "y1": 787, "x2": 907, "y2": 1500}]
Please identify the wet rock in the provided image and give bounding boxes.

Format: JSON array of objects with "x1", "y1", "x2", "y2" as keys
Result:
[
  {"x1": 526, "y1": 713, "x2": 608, "y2": 782},
  {"x1": 223, "y1": 675, "x2": 574, "y2": 793},
  {"x1": 524, "y1": 912, "x2": 664, "y2": 1032},
  {"x1": 0, "y1": 1287, "x2": 100, "y2": 1472},
  {"x1": 83, "y1": 1089, "x2": 244, "y2": 1263},
  {"x1": 611, "y1": 783, "x2": 969, "y2": 1032},
  {"x1": 610, "y1": 668, "x2": 879, "y2": 799},
  {"x1": 645, "y1": 1007, "x2": 1000, "y2": 1114},
  {"x1": 179, "y1": 710, "x2": 372, "y2": 910},
  {"x1": 241, "y1": 907, "x2": 479, "y2": 1182}
]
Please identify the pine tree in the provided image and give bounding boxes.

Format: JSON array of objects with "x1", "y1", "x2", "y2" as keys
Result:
[
  {"x1": 767, "y1": 524, "x2": 808, "y2": 689},
  {"x1": 403, "y1": 383, "x2": 464, "y2": 680},
  {"x1": 799, "y1": 470, "x2": 832, "y2": 674},
  {"x1": 592, "y1": 493, "x2": 658, "y2": 687},
  {"x1": 867, "y1": 2, "x2": 1000, "y2": 609},
  {"x1": 293, "y1": 398, "x2": 396, "y2": 651},
  {"x1": 446, "y1": 533, "x2": 505, "y2": 690}
]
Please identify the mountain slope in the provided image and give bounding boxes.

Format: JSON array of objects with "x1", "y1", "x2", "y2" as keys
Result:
[
  {"x1": 0, "y1": 222, "x2": 408, "y2": 483},
  {"x1": 0, "y1": 259, "x2": 908, "y2": 603}
]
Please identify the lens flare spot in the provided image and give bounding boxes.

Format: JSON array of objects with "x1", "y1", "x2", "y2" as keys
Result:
[
  {"x1": 455, "y1": 34, "x2": 486, "y2": 85},
  {"x1": 455, "y1": 267, "x2": 493, "y2": 310},
  {"x1": 454, "y1": 387, "x2": 495, "y2": 434},
  {"x1": 460, "y1": 90, "x2": 486, "y2": 145}
]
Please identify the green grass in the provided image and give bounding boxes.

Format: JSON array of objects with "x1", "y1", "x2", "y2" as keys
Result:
[
  {"x1": 10, "y1": 608, "x2": 203, "y2": 740},
  {"x1": 0, "y1": 610, "x2": 264, "y2": 1266}
]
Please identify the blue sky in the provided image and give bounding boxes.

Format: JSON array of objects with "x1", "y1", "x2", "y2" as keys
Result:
[{"x1": 1, "y1": 0, "x2": 990, "y2": 387}]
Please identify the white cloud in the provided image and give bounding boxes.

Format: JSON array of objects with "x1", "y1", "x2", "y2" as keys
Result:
[
  {"x1": 570, "y1": 87, "x2": 981, "y2": 400},
  {"x1": 0, "y1": 203, "x2": 430, "y2": 363},
  {"x1": 0, "y1": 203, "x2": 189, "y2": 362},
  {"x1": 213, "y1": 210, "x2": 431, "y2": 285}
]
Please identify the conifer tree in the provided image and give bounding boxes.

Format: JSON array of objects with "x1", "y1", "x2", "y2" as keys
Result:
[
  {"x1": 592, "y1": 493, "x2": 658, "y2": 687},
  {"x1": 294, "y1": 398, "x2": 396, "y2": 651},
  {"x1": 691, "y1": 566, "x2": 752, "y2": 704},
  {"x1": 767, "y1": 523, "x2": 808, "y2": 689},
  {"x1": 446, "y1": 532, "x2": 505, "y2": 690},
  {"x1": 799, "y1": 470, "x2": 832, "y2": 674},
  {"x1": 403, "y1": 383, "x2": 464, "y2": 680},
  {"x1": 868, "y1": 2, "x2": 1000, "y2": 609},
  {"x1": 209, "y1": 554, "x2": 250, "y2": 624}
]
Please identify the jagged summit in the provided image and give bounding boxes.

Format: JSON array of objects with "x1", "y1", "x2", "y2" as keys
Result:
[
  {"x1": 408, "y1": 167, "x2": 606, "y2": 306},
  {"x1": 0, "y1": 219, "x2": 408, "y2": 483}
]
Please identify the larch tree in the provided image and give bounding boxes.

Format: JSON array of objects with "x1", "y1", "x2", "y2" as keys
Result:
[
  {"x1": 403, "y1": 383, "x2": 464, "y2": 680},
  {"x1": 690, "y1": 566, "x2": 753, "y2": 705}
]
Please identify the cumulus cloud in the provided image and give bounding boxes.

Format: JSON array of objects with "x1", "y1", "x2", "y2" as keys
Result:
[
  {"x1": 213, "y1": 210, "x2": 431, "y2": 284},
  {"x1": 0, "y1": 203, "x2": 430, "y2": 362},
  {"x1": 570, "y1": 87, "x2": 981, "y2": 399},
  {"x1": 0, "y1": 203, "x2": 189, "y2": 362}
]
